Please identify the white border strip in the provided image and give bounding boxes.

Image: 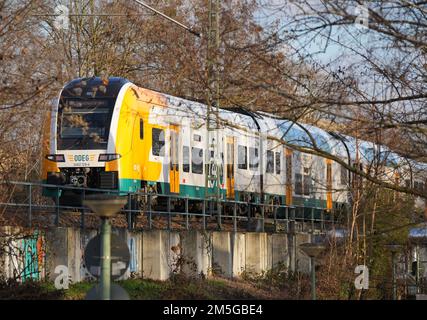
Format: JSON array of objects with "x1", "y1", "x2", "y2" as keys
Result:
[{"x1": 107, "y1": 82, "x2": 133, "y2": 154}]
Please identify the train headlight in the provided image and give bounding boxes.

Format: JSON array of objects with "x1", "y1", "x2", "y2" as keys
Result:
[
  {"x1": 98, "y1": 153, "x2": 121, "y2": 162},
  {"x1": 46, "y1": 154, "x2": 65, "y2": 162}
]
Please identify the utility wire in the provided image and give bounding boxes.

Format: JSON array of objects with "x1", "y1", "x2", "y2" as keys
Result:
[{"x1": 132, "y1": 0, "x2": 201, "y2": 38}]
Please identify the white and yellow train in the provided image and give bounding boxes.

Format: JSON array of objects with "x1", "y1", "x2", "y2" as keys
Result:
[{"x1": 42, "y1": 77, "x2": 427, "y2": 216}]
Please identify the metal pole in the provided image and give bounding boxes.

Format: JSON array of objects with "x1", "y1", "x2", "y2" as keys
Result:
[
  {"x1": 392, "y1": 251, "x2": 397, "y2": 300},
  {"x1": 311, "y1": 256, "x2": 316, "y2": 300},
  {"x1": 100, "y1": 217, "x2": 111, "y2": 300},
  {"x1": 148, "y1": 194, "x2": 152, "y2": 230}
]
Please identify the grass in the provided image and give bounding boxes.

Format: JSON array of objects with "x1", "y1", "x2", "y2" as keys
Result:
[{"x1": 0, "y1": 267, "x2": 307, "y2": 300}]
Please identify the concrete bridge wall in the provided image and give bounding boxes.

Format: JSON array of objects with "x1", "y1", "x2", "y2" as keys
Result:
[{"x1": 0, "y1": 226, "x2": 314, "y2": 283}]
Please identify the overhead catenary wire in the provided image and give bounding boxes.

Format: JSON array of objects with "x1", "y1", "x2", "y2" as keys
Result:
[{"x1": 132, "y1": 0, "x2": 201, "y2": 38}]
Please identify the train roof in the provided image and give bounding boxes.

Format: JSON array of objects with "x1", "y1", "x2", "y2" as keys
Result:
[
  {"x1": 160, "y1": 83, "x2": 427, "y2": 172},
  {"x1": 63, "y1": 77, "x2": 426, "y2": 172},
  {"x1": 61, "y1": 77, "x2": 129, "y2": 99}
]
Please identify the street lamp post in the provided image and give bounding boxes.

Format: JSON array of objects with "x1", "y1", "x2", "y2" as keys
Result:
[
  {"x1": 385, "y1": 243, "x2": 401, "y2": 300},
  {"x1": 299, "y1": 242, "x2": 326, "y2": 300},
  {"x1": 83, "y1": 195, "x2": 127, "y2": 300}
]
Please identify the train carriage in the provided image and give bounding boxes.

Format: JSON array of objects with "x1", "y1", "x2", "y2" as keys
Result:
[{"x1": 42, "y1": 77, "x2": 426, "y2": 218}]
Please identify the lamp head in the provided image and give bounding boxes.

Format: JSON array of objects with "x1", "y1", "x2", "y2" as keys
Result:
[{"x1": 83, "y1": 194, "x2": 127, "y2": 218}]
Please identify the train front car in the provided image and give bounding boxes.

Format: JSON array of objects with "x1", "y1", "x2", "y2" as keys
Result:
[{"x1": 42, "y1": 77, "x2": 129, "y2": 205}]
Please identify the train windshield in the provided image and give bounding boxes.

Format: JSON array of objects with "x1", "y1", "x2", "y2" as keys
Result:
[{"x1": 57, "y1": 99, "x2": 115, "y2": 150}]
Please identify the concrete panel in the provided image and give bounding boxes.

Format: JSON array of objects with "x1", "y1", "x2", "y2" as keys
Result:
[
  {"x1": 212, "y1": 231, "x2": 232, "y2": 277},
  {"x1": 67, "y1": 228, "x2": 85, "y2": 283},
  {"x1": 245, "y1": 232, "x2": 268, "y2": 274},
  {"x1": 295, "y1": 233, "x2": 312, "y2": 274},
  {"x1": 143, "y1": 230, "x2": 166, "y2": 280},
  {"x1": 45, "y1": 227, "x2": 68, "y2": 281},
  {"x1": 168, "y1": 231, "x2": 180, "y2": 275},
  {"x1": 79, "y1": 229, "x2": 97, "y2": 281},
  {"x1": 180, "y1": 231, "x2": 212, "y2": 277},
  {"x1": 142, "y1": 230, "x2": 179, "y2": 280},
  {"x1": 269, "y1": 233, "x2": 289, "y2": 270},
  {"x1": 231, "y1": 232, "x2": 246, "y2": 277}
]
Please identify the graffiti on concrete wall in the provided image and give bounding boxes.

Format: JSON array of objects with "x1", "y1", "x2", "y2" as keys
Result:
[
  {"x1": 128, "y1": 236, "x2": 137, "y2": 273},
  {"x1": 5, "y1": 230, "x2": 46, "y2": 281},
  {"x1": 21, "y1": 231, "x2": 45, "y2": 280}
]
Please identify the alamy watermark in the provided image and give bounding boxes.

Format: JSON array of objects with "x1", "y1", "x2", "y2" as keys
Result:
[
  {"x1": 53, "y1": 4, "x2": 69, "y2": 30},
  {"x1": 354, "y1": 265, "x2": 369, "y2": 290},
  {"x1": 354, "y1": 4, "x2": 369, "y2": 29}
]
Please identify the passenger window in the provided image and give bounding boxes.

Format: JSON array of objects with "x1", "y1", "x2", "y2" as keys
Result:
[
  {"x1": 183, "y1": 146, "x2": 190, "y2": 173},
  {"x1": 266, "y1": 150, "x2": 274, "y2": 173},
  {"x1": 295, "y1": 173, "x2": 303, "y2": 195},
  {"x1": 152, "y1": 128, "x2": 165, "y2": 156},
  {"x1": 275, "y1": 152, "x2": 281, "y2": 175},
  {"x1": 238, "y1": 145, "x2": 247, "y2": 169},
  {"x1": 249, "y1": 147, "x2": 259, "y2": 171},
  {"x1": 303, "y1": 174, "x2": 311, "y2": 196},
  {"x1": 192, "y1": 147, "x2": 203, "y2": 174},
  {"x1": 139, "y1": 119, "x2": 144, "y2": 140}
]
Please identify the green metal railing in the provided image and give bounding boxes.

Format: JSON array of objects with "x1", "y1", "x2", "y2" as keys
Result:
[{"x1": 0, "y1": 181, "x2": 340, "y2": 232}]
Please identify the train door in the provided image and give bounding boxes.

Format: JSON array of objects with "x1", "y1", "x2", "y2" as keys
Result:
[
  {"x1": 169, "y1": 124, "x2": 180, "y2": 193},
  {"x1": 226, "y1": 136, "x2": 235, "y2": 199}
]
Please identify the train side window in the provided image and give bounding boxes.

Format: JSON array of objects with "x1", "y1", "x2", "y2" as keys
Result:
[
  {"x1": 266, "y1": 150, "x2": 274, "y2": 173},
  {"x1": 183, "y1": 146, "x2": 190, "y2": 173},
  {"x1": 238, "y1": 145, "x2": 247, "y2": 169},
  {"x1": 303, "y1": 174, "x2": 311, "y2": 196},
  {"x1": 275, "y1": 152, "x2": 281, "y2": 175},
  {"x1": 295, "y1": 173, "x2": 303, "y2": 195},
  {"x1": 139, "y1": 119, "x2": 144, "y2": 140},
  {"x1": 152, "y1": 128, "x2": 165, "y2": 156},
  {"x1": 192, "y1": 147, "x2": 203, "y2": 174},
  {"x1": 249, "y1": 147, "x2": 259, "y2": 171}
]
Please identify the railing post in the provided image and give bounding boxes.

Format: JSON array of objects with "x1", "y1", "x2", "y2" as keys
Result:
[
  {"x1": 167, "y1": 196, "x2": 171, "y2": 230},
  {"x1": 321, "y1": 210, "x2": 325, "y2": 232},
  {"x1": 127, "y1": 193, "x2": 132, "y2": 231},
  {"x1": 202, "y1": 199, "x2": 206, "y2": 230},
  {"x1": 55, "y1": 186, "x2": 60, "y2": 226},
  {"x1": 273, "y1": 205, "x2": 277, "y2": 231},
  {"x1": 217, "y1": 200, "x2": 222, "y2": 231},
  {"x1": 311, "y1": 207, "x2": 315, "y2": 232},
  {"x1": 185, "y1": 197, "x2": 189, "y2": 230},
  {"x1": 148, "y1": 194, "x2": 152, "y2": 230},
  {"x1": 301, "y1": 207, "x2": 304, "y2": 232},
  {"x1": 261, "y1": 204, "x2": 265, "y2": 233},
  {"x1": 331, "y1": 210, "x2": 335, "y2": 230},
  {"x1": 233, "y1": 202, "x2": 237, "y2": 232},
  {"x1": 81, "y1": 188, "x2": 85, "y2": 229},
  {"x1": 285, "y1": 206, "x2": 289, "y2": 233},
  {"x1": 81, "y1": 208, "x2": 85, "y2": 229},
  {"x1": 28, "y1": 184, "x2": 32, "y2": 228}
]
